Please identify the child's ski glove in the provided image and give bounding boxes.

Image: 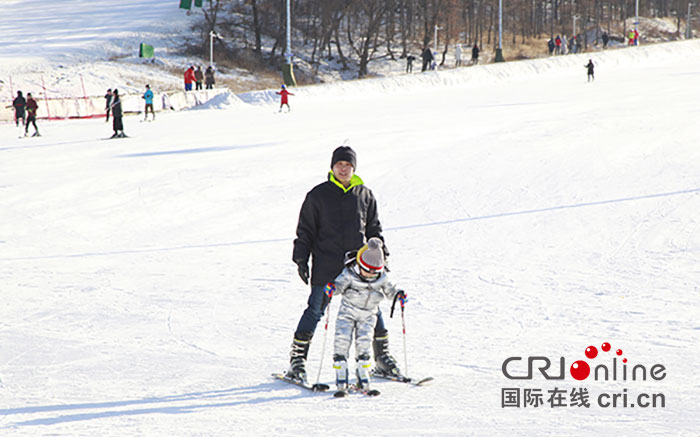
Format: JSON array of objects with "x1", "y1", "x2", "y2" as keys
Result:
[{"x1": 324, "y1": 282, "x2": 335, "y2": 298}]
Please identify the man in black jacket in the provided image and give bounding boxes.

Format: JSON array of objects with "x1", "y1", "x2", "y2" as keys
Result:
[
  {"x1": 288, "y1": 146, "x2": 401, "y2": 382},
  {"x1": 10, "y1": 91, "x2": 26, "y2": 127}
]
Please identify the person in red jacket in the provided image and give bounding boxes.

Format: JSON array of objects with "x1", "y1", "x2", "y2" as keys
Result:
[
  {"x1": 25, "y1": 93, "x2": 40, "y2": 137},
  {"x1": 276, "y1": 84, "x2": 294, "y2": 112},
  {"x1": 184, "y1": 66, "x2": 196, "y2": 91}
]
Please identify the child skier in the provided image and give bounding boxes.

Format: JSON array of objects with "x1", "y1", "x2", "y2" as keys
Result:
[
  {"x1": 276, "y1": 84, "x2": 294, "y2": 112},
  {"x1": 325, "y1": 237, "x2": 406, "y2": 394}
]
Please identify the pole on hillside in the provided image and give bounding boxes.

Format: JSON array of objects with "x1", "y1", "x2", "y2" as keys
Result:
[
  {"x1": 80, "y1": 75, "x2": 89, "y2": 117},
  {"x1": 494, "y1": 0, "x2": 505, "y2": 62},
  {"x1": 281, "y1": 0, "x2": 296, "y2": 86},
  {"x1": 209, "y1": 30, "x2": 217, "y2": 67},
  {"x1": 635, "y1": 0, "x2": 640, "y2": 45},
  {"x1": 9, "y1": 76, "x2": 14, "y2": 100},
  {"x1": 687, "y1": 3, "x2": 693, "y2": 39},
  {"x1": 41, "y1": 75, "x2": 51, "y2": 119}
]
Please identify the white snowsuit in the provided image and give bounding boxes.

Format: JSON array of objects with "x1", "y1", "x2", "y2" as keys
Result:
[{"x1": 332, "y1": 264, "x2": 400, "y2": 360}]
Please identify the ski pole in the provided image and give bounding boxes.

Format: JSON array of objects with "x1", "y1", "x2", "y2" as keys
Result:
[
  {"x1": 399, "y1": 292, "x2": 408, "y2": 377},
  {"x1": 314, "y1": 283, "x2": 334, "y2": 390}
]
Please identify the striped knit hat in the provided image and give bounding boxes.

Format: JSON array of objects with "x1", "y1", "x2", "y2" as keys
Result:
[{"x1": 357, "y1": 237, "x2": 385, "y2": 272}]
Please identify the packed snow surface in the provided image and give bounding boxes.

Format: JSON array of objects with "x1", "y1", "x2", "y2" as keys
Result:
[{"x1": 2, "y1": 3, "x2": 700, "y2": 434}]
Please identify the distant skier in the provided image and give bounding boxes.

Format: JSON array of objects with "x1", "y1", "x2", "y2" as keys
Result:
[
  {"x1": 421, "y1": 47, "x2": 433, "y2": 72},
  {"x1": 8, "y1": 91, "x2": 26, "y2": 127},
  {"x1": 548, "y1": 38, "x2": 555, "y2": 55},
  {"x1": 184, "y1": 66, "x2": 195, "y2": 91},
  {"x1": 142, "y1": 84, "x2": 155, "y2": 121},
  {"x1": 471, "y1": 43, "x2": 480, "y2": 64},
  {"x1": 585, "y1": 59, "x2": 595, "y2": 82},
  {"x1": 105, "y1": 89, "x2": 113, "y2": 122},
  {"x1": 205, "y1": 65, "x2": 215, "y2": 89},
  {"x1": 327, "y1": 238, "x2": 405, "y2": 393},
  {"x1": 110, "y1": 89, "x2": 126, "y2": 138},
  {"x1": 455, "y1": 44, "x2": 462, "y2": 67},
  {"x1": 555, "y1": 35, "x2": 562, "y2": 55},
  {"x1": 276, "y1": 84, "x2": 294, "y2": 112},
  {"x1": 24, "y1": 93, "x2": 40, "y2": 137},
  {"x1": 405, "y1": 55, "x2": 416, "y2": 73},
  {"x1": 194, "y1": 66, "x2": 204, "y2": 90},
  {"x1": 602, "y1": 32, "x2": 609, "y2": 49}
]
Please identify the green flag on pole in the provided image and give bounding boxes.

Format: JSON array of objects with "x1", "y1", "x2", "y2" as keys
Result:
[
  {"x1": 194, "y1": 0, "x2": 203, "y2": 6},
  {"x1": 139, "y1": 43, "x2": 155, "y2": 58},
  {"x1": 179, "y1": 0, "x2": 192, "y2": 10}
]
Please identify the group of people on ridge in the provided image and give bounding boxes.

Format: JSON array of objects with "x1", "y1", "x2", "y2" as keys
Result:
[
  {"x1": 184, "y1": 65, "x2": 215, "y2": 91},
  {"x1": 406, "y1": 43, "x2": 480, "y2": 73}
]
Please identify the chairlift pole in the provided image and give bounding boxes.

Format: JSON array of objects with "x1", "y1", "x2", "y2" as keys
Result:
[
  {"x1": 494, "y1": 0, "x2": 505, "y2": 62},
  {"x1": 635, "y1": 0, "x2": 640, "y2": 45},
  {"x1": 209, "y1": 31, "x2": 216, "y2": 67},
  {"x1": 282, "y1": 0, "x2": 297, "y2": 86}
]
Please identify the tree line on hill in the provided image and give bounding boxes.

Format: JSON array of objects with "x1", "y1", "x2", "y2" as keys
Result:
[{"x1": 190, "y1": 0, "x2": 694, "y2": 77}]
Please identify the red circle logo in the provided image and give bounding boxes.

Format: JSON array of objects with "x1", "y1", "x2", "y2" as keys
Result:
[{"x1": 570, "y1": 360, "x2": 590, "y2": 380}]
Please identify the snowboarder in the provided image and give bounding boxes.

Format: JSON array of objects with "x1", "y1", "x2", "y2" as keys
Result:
[
  {"x1": 142, "y1": 84, "x2": 155, "y2": 121},
  {"x1": 471, "y1": 43, "x2": 480, "y2": 64},
  {"x1": 184, "y1": 66, "x2": 195, "y2": 91},
  {"x1": 194, "y1": 66, "x2": 204, "y2": 90},
  {"x1": 455, "y1": 44, "x2": 462, "y2": 67},
  {"x1": 205, "y1": 66, "x2": 215, "y2": 89},
  {"x1": 327, "y1": 238, "x2": 405, "y2": 392},
  {"x1": 585, "y1": 59, "x2": 595, "y2": 82},
  {"x1": 406, "y1": 55, "x2": 416, "y2": 73},
  {"x1": 110, "y1": 89, "x2": 125, "y2": 138},
  {"x1": 105, "y1": 89, "x2": 113, "y2": 122},
  {"x1": 8, "y1": 91, "x2": 26, "y2": 127},
  {"x1": 421, "y1": 47, "x2": 433, "y2": 72},
  {"x1": 288, "y1": 145, "x2": 401, "y2": 383},
  {"x1": 276, "y1": 84, "x2": 294, "y2": 112},
  {"x1": 24, "y1": 93, "x2": 39, "y2": 137}
]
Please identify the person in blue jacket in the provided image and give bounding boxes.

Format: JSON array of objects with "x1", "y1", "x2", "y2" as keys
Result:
[{"x1": 143, "y1": 84, "x2": 155, "y2": 121}]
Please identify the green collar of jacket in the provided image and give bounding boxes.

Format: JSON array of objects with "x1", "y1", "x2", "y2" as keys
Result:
[{"x1": 328, "y1": 171, "x2": 364, "y2": 193}]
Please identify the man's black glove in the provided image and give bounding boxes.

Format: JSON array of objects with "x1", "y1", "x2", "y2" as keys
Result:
[{"x1": 294, "y1": 259, "x2": 309, "y2": 284}]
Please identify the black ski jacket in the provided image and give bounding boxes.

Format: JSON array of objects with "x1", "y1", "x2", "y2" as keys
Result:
[
  {"x1": 293, "y1": 172, "x2": 384, "y2": 286},
  {"x1": 112, "y1": 97, "x2": 122, "y2": 118}
]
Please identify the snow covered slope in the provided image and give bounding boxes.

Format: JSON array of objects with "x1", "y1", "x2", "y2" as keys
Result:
[
  {"x1": 1, "y1": 37, "x2": 700, "y2": 437},
  {"x1": 0, "y1": 0, "x2": 194, "y2": 98}
]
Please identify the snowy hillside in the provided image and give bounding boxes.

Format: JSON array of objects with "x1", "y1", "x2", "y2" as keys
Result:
[{"x1": 2, "y1": 12, "x2": 700, "y2": 437}]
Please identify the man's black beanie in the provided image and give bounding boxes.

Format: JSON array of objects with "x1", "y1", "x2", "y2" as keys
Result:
[{"x1": 330, "y1": 146, "x2": 357, "y2": 169}]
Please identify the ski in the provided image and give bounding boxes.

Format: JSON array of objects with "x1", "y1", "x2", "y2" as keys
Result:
[
  {"x1": 334, "y1": 385, "x2": 380, "y2": 397},
  {"x1": 371, "y1": 370, "x2": 434, "y2": 386},
  {"x1": 271, "y1": 372, "x2": 329, "y2": 392}
]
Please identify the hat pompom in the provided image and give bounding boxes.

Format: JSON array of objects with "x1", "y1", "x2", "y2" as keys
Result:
[{"x1": 358, "y1": 237, "x2": 385, "y2": 272}]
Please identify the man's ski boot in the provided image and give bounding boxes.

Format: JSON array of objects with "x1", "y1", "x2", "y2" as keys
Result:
[
  {"x1": 286, "y1": 332, "x2": 312, "y2": 382},
  {"x1": 372, "y1": 329, "x2": 403, "y2": 377}
]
